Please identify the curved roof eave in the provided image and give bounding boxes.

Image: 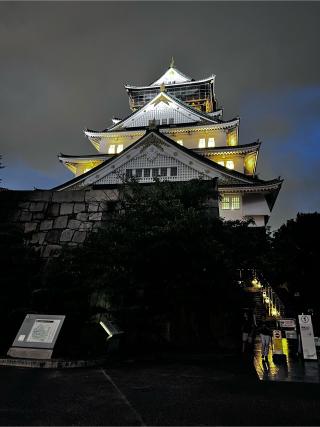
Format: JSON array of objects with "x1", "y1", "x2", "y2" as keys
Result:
[{"x1": 125, "y1": 75, "x2": 215, "y2": 91}]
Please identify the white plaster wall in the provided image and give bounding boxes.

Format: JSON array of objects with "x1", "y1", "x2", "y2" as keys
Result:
[
  {"x1": 164, "y1": 129, "x2": 227, "y2": 149},
  {"x1": 242, "y1": 193, "x2": 270, "y2": 216}
]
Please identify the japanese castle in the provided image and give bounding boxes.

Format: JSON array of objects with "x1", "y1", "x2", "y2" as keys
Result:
[{"x1": 56, "y1": 60, "x2": 282, "y2": 226}]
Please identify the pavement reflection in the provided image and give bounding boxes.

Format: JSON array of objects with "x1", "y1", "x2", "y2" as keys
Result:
[{"x1": 253, "y1": 337, "x2": 320, "y2": 383}]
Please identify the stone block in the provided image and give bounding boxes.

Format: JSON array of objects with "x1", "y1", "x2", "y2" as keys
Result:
[
  {"x1": 52, "y1": 191, "x2": 85, "y2": 203},
  {"x1": 29, "y1": 202, "x2": 45, "y2": 212},
  {"x1": 98, "y1": 201, "x2": 108, "y2": 212},
  {"x1": 38, "y1": 233, "x2": 46, "y2": 245},
  {"x1": 60, "y1": 229, "x2": 74, "y2": 242},
  {"x1": 88, "y1": 203, "x2": 99, "y2": 212},
  {"x1": 76, "y1": 213, "x2": 89, "y2": 221},
  {"x1": 67, "y1": 242, "x2": 78, "y2": 248},
  {"x1": 47, "y1": 203, "x2": 60, "y2": 217},
  {"x1": 33, "y1": 212, "x2": 45, "y2": 220},
  {"x1": 24, "y1": 222, "x2": 38, "y2": 233},
  {"x1": 42, "y1": 244, "x2": 62, "y2": 258},
  {"x1": 19, "y1": 202, "x2": 30, "y2": 209},
  {"x1": 72, "y1": 231, "x2": 87, "y2": 243},
  {"x1": 40, "y1": 220, "x2": 53, "y2": 231},
  {"x1": 28, "y1": 191, "x2": 53, "y2": 202},
  {"x1": 60, "y1": 203, "x2": 74, "y2": 215},
  {"x1": 74, "y1": 203, "x2": 85, "y2": 213},
  {"x1": 53, "y1": 216, "x2": 68, "y2": 229},
  {"x1": 20, "y1": 211, "x2": 33, "y2": 222},
  {"x1": 93, "y1": 222, "x2": 103, "y2": 229},
  {"x1": 68, "y1": 219, "x2": 81, "y2": 229},
  {"x1": 86, "y1": 189, "x2": 116, "y2": 202},
  {"x1": 46, "y1": 229, "x2": 62, "y2": 244},
  {"x1": 79, "y1": 222, "x2": 93, "y2": 231},
  {"x1": 89, "y1": 212, "x2": 102, "y2": 221},
  {"x1": 31, "y1": 232, "x2": 47, "y2": 245}
]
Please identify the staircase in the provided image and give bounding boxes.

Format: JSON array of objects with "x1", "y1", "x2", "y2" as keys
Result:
[{"x1": 242, "y1": 272, "x2": 286, "y2": 323}]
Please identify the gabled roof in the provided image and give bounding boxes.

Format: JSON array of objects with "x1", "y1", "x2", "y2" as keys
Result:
[
  {"x1": 125, "y1": 75, "x2": 215, "y2": 91},
  {"x1": 150, "y1": 66, "x2": 192, "y2": 86},
  {"x1": 54, "y1": 130, "x2": 280, "y2": 192},
  {"x1": 104, "y1": 91, "x2": 218, "y2": 132}
]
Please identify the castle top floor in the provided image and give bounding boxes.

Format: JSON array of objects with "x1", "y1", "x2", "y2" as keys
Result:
[{"x1": 125, "y1": 59, "x2": 216, "y2": 113}]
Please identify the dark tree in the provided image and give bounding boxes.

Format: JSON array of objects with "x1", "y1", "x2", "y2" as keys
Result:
[
  {"x1": 269, "y1": 212, "x2": 320, "y2": 316},
  {"x1": 45, "y1": 179, "x2": 269, "y2": 352}
]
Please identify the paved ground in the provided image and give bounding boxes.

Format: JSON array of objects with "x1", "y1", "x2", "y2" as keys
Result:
[
  {"x1": 1, "y1": 354, "x2": 320, "y2": 426},
  {"x1": 253, "y1": 336, "x2": 320, "y2": 383}
]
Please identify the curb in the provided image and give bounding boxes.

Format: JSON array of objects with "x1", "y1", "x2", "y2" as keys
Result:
[{"x1": 0, "y1": 357, "x2": 108, "y2": 369}]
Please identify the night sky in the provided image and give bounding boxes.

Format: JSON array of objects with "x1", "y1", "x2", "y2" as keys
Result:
[{"x1": 1, "y1": 2, "x2": 319, "y2": 230}]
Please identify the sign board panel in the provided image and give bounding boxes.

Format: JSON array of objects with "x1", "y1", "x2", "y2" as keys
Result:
[
  {"x1": 314, "y1": 337, "x2": 320, "y2": 347},
  {"x1": 273, "y1": 330, "x2": 283, "y2": 355},
  {"x1": 279, "y1": 319, "x2": 296, "y2": 329},
  {"x1": 298, "y1": 315, "x2": 317, "y2": 360},
  {"x1": 285, "y1": 330, "x2": 297, "y2": 339},
  {"x1": 10, "y1": 314, "x2": 65, "y2": 350}
]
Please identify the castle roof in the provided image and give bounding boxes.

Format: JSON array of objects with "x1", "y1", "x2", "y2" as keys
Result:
[
  {"x1": 54, "y1": 130, "x2": 281, "y2": 192},
  {"x1": 125, "y1": 62, "x2": 215, "y2": 90}
]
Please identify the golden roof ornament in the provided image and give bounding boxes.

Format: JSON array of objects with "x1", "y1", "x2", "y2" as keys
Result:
[
  {"x1": 159, "y1": 82, "x2": 166, "y2": 92},
  {"x1": 170, "y1": 56, "x2": 175, "y2": 68}
]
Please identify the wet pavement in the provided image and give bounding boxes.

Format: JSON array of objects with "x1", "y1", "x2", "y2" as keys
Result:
[
  {"x1": 1, "y1": 355, "x2": 320, "y2": 425},
  {"x1": 253, "y1": 336, "x2": 320, "y2": 383}
]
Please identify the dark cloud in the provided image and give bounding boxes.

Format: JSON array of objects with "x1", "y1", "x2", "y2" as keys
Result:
[{"x1": 0, "y1": 2, "x2": 319, "y2": 229}]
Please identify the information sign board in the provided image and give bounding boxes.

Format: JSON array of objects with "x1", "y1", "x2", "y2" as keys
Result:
[
  {"x1": 8, "y1": 314, "x2": 65, "y2": 359},
  {"x1": 279, "y1": 319, "x2": 296, "y2": 329},
  {"x1": 298, "y1": 315, "x2": 317, "y2": 360}
]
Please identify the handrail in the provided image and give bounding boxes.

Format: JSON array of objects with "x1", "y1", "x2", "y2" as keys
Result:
[{"x1": 252, "y1": 271, "x2": 286, "y2": 319}]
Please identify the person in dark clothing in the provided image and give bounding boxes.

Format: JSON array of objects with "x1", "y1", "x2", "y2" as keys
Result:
[{"x1": 259, "y1": 321, "x2": 273, "y2": 360}]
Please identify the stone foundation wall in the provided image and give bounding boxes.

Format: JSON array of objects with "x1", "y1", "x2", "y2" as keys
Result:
[{"x1": 0, "y1": 189, "x2": 118, "y2": 257}]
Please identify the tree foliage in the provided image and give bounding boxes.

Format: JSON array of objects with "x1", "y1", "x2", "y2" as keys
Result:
[
  {"x1": 44, "y1": 180, "x2": 269, "y2": 349},
  {"x1": 268, "y1": 212, "x2": 320, "y2": 313}
]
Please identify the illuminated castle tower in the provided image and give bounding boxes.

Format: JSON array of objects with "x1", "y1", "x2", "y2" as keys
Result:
[{"x1": 56, "y1": 60, "x2": 282, "y2": 226}]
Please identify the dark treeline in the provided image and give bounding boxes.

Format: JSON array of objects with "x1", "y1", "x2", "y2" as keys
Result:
[{"x1": 0, "y1": 180, "x2": 319, "y2": 357}]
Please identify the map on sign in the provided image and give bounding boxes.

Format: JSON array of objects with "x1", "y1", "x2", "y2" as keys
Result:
[{"x1": 26, "y1": 319, "x2": 61, "y2": 344}]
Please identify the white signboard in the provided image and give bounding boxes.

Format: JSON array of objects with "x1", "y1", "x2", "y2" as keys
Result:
[
  {"x1": 298, "y1": 315, "x2": 317, "y2": 360},
  {"x1": 279, "y1": 319, "x2": 296, "y2": 329},
  {"x1": 26, "y1": 319, "x2": 61, "y2": 344}
]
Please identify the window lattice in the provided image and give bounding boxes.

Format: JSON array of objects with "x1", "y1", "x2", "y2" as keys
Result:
[{"x1": 95, "y1": 153, "x2": 208, "y2": 185}]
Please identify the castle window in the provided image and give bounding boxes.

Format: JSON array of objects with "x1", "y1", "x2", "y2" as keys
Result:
[
  {"x1": 169, "y1": 118, "x2": 174, "y2": 124},
  {"x1": 160, "y1": 167, "x2": 167, "y2": 176},
  {"x1": 108, "y1": 145, "x2": 116, "y2": 154},
  {"x1": 226, "y1": 160, "x2": 234, "y2": 170},
  {"x1": 116, "y1": 144, "x2": 124, "y2": 153},
  {"x1": 144, "y1": 168, "x2": 151, "y2": 177},
  {"x1": 208, "y1": 138, "x2": 215, "y2": 147},
  {"x1": 126, "y1": 169, "x2": 133, "y2": 178},
  {"x1": 177, "y1": 140, "x2": 183, "y2": 146},
  {"x1": 198, "y1": 138, "x2": 206, "y2": 148},
  {"x1": 152, "y1": 168, "x2": 159, "y2": 177},
  {"x1": 170, "y1": 167, "x2": 177, "y2": 176},
  {"x1": 135, "y1": 168, "x2": 142, "y2": 178},
  {"x1": 231, "y1": 196, "x2": 240, "y2": 210},
  {"x1": 161, "y1": 119, "x2": 167, "y2": 125},
  {"x1": 221, "y1": 195, "x2": 240, "y2": 210}
]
